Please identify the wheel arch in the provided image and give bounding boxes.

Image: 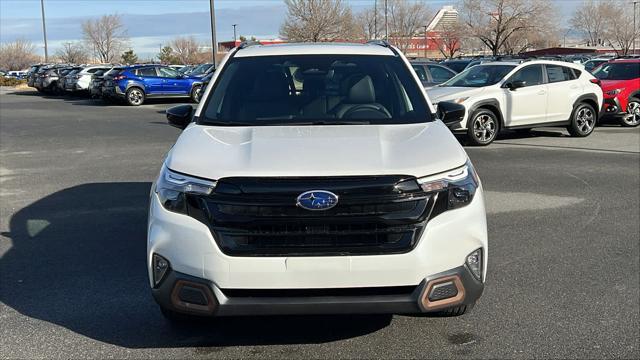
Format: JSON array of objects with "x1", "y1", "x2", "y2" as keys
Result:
[
  {"x1": 125, "y1": 81, "x2": 145, "y2": 94},
  {"x1": 469, "y1": 99, "x2": 504, "y2": 130},
  {"x1": 573, "y1": 93, "x2": 599, "y2": 120}
]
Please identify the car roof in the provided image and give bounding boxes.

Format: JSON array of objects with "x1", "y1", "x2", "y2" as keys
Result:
[
  {"x1": 235, "y1": 43, "x2": 395, "y2": 58},
  {"x1": 609, "y1": 58, "x2": 640, "y2": 63}
]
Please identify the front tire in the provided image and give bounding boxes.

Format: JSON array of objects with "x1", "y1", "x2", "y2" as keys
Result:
[
  {"x1": 621, "y1": 97, "x2": 640, "y2": 127},
  {"x1": 466, "y1": 109, "x2": 499, "y2": 146},
  {"x1": 567, "y1": 102, "x2": 596, "y2": 137},
  {"x1": 191, "y1": 85, "x2": 202, "y2": 103},
  {"x1": 125, "y1": 87, "x2": 145, "y2": 106}
]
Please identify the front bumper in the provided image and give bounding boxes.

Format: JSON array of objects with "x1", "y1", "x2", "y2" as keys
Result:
[
  {"x1": 152, "y1": 264, "x2": 484, "y2": 316},
  {"x1": 601, "y1": 97, "x2": 626, "y2": 118},
  {"x1": 148, "y1": 183, "x2": 488, "y2": 316}
]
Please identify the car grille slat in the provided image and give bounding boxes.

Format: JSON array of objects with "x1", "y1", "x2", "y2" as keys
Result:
[{"x1": 186, "y1": 176, "x2": 434, "y2": 256}]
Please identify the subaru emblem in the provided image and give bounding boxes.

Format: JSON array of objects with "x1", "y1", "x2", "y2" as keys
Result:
[{"x1": 296, "y1": 190, "x2": 339, "y2": 211}]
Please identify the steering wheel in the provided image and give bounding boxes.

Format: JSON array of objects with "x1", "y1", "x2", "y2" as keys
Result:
[{"x1": 342, "y1": 104, "x2": 391, "y2": 119}]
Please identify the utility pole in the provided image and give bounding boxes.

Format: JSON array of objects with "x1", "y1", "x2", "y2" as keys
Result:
[
  {"x1": 233, "y1": 24, "x2": 238, "y2": 44},
  {"x1": 384, "y1": 0, "x2": 388, "y2": 41},
  {"x1": 423, "y1": 25, "x2": 428, "y2": 59},
  {"x1": 209, "y1": 0, "x2": 217, "y2": 67},
  {"x1": 374, "y1": 0, "x2": 377, "y2": 40},
  {"x1": 40, "y1": 0, "x2": 48, "y2": 62}
]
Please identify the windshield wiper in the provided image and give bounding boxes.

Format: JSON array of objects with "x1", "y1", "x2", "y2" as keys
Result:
[{"x1": 284, "y1": 120, "x2": 371, "y2": 125}]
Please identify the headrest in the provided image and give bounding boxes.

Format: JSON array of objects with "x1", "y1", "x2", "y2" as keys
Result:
[
  {"x1": 250, "y1": 70, "x2": 290, "y2": 100},
  {"x1": 348, "y1": 75, "x2": 375, "y2": 104}
]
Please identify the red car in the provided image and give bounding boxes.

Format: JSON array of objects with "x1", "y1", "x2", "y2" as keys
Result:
[{"x1": 594, "y1": 59, "x2": 640, "y2": 127}]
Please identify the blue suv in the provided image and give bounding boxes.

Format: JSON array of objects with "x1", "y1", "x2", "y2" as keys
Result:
[{"x1": 103, "y1": 65, "x2": 204, "y2": 106}]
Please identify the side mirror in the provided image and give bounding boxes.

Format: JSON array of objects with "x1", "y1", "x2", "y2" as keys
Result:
[
  {"x1": 505, "y1": 80, "x2": 526, "y2": 90},
  {"x1": 437, "y1": 101, "x2": 466, "y2": 127},
  {"x1": 166, "y1": 104, "x2": 193, "y2": 130}
]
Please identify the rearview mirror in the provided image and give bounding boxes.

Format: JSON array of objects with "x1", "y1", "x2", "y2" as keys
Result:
[
  {"x1": 437, "y1": 101, "x2": 466, "y2": 127},
  {"x1": 166, "y1": 104, "x2": 193, "y2": 130},
  {"x1": 505, "y1": 80, "x2": 526, "y2": 90}
]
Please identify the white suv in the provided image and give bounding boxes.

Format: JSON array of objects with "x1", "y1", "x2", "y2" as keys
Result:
[
  {"x1": 148, "y1": 42, "x2": 487, "y2": 321},
  {"x1": 427, "y1": 60, "x2": 604, "y2": 145}
]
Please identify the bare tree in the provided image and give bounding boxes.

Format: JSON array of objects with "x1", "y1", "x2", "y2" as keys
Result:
[
  {"x1": 280, "y1": 0, "x2": 356, "y2": 42},
  {"x1": 461, "y1": 0, "x2": 555, "y2": 56},
  {"x1": 0, "y1": 38, "x2": 40, "y2": 70},
  {"x1": 386, "y1": 0, "x2": 431, "y2": 54},
  {"x1": 170, "y1": 36, "x2": 201, "y2": 64},
  {"x1": 434, "y1": 22, "x2": 464, "y2": 58},
  {"x1": 607, "y1": 2, "x2": 639, "y2": 55},
  {"x1": 570, "y1": 0, "x2": 613, "y2": 47},
  {"x1": 82, "y1": 14, "x2": 129, "y2": 63},
  {"x1": 55, "y1": 42, "x2": 89, "y2": 64},
  {"x1": 355, "y1": 7, "x2": 382, "y2": 41}
]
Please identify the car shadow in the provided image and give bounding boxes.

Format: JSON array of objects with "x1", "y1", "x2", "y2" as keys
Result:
[{"x1": 0, "y1": 183, "x2": 391, "y2": 348}]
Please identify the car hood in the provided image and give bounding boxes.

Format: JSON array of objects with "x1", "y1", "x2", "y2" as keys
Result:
[
  {"x1": 426, "y1": 86, "x2": 486, "y2": 103},
  {"x1": 165, "y1": 122, "x2": 468, "y2": 180}
]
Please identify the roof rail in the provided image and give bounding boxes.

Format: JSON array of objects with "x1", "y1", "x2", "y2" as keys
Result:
[
  {"x1": 238, "y1": 40, "x2": 261, "y2": 49},
  {"x1": 366, "y1": 39, "x2": 391, "y2": 48}
]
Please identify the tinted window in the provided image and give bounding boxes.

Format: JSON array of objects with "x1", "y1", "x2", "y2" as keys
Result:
[
  {"x1": 412, "y1": 65, "x2": 428, "y2": 81},
  {"x1": 157, "y1": 67, "x2": 179, "y2": 78},
  {"x1": 441, "y1": 64, "x2": 516, "y2": 87},
  {"x1": 136, "y1": 67, "x2": 157, "y2": 77},
  {"x1": 593, "y1": 63, "x2": 640, "y2": 80},
  {"x1": 203, "y1": 55, "x2": 430, "y2": 125},
  {"x1": 428, "y1": 65, "x2": 455, "y2": 82},
  {"x1": 546, "y1": 65, "x2": 575, "y2": 83},
  {"x1": 509, "y1": 65, "x2": 544, "y2": 86},
  {"x1": 442, "y1": 61, "x2": 470, "y2": 73}
]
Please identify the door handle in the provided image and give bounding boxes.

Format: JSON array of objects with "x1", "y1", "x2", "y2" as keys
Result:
[{"x1": 537, "y1": 90, "x2": 546, "y2": 95}]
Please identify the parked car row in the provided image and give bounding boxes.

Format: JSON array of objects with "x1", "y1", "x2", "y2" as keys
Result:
[
  {"x1": 26, "y1": 62, "x2": 216, "y2": 106},
  {"x1": 425, "y1": 57, "x2": 639, "y2": 145}
]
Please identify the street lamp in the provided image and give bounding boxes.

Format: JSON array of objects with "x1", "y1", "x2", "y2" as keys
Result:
[
  {"x1": 634, "y1": 1, "x2": 638, "y2": 55},
  {"x1": 232, "y1": 24, "x2": 238, "y2": 43},
  {"x1": 40, "y1": 0, "x2": 48, "y2": 62},
  {"x1": 423, "y1": 25, "x2": 428, "y2": 59},
  {"x1": 209, "y1": 0, "x2": 217, "y2": 67}
]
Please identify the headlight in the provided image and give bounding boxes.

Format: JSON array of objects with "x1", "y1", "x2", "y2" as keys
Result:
[
  {"x1": 155, "y1": 166, "x2": 216, "y2": 214},
  {"x1": 417, "y1": 160, "x2": 479, "y2": 210},
  {"x1": 453, "y1": 97, "x2": 469, "y2": 104},
  {"x1": 606, "y1": 88, "x2": 623, "y2": 96}
]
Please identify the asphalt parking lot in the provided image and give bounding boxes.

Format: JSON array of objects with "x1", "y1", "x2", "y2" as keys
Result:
[{"x1": 0, "y1": 87, "x2": 638, "y2": 359}]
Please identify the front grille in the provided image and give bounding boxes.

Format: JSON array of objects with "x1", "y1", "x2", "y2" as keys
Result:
[{"x1": 186, "y1": 176, "x2": 436, "y2": 256}]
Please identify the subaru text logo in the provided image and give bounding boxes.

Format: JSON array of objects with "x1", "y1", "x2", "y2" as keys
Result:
[{"x1": 296, "y1": 190, "x2": 339, "y2": 211}]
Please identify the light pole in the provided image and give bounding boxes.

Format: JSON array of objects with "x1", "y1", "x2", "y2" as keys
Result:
[
  {"x1": 423, "y1": 25, "x2": 428, "y2": 59},
  {"x1": 40, "y1": 0, "x2": 48, "y2": 62},
  {"x1": 634, "y1": 1, "x2": 638, "y2": 55},
  {"x1": 232, "y1": 24, "x2": 238, "y2": 43},
  {"x1": 209, "y1": 0, "x2": 217, "y2": 67}
]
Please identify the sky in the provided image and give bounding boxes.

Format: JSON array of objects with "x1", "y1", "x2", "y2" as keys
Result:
[{"x1": 0, "y1": 0, "x2": 619, "y2": 59}]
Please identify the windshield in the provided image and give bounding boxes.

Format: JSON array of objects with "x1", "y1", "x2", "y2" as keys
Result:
[
  {"x1": 202, "y1": 54, "x2": 430, "y2": 126},
  {"x1": 441, "y1": 61, "x2": 470, "y2": 73},
  {"x1": 440, "y1": 64, "x2": 516, "y2": 87},
  {"x1": 191, "y1": 64, "x2": 211, "y2": 74},
  {"x1": 593, "y1": 62, "x2": 640, "y2": 80},
  {"x1": 585, "y1": 60, "x2": 607, "y2": 71}
]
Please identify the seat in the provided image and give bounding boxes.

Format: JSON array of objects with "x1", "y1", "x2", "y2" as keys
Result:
[
  {"x1": 239, "y1": 70, "x2": 294, "y2": 120},
  {"x1": 331, "y1": 75, "x2": 391, "y2": 120}
]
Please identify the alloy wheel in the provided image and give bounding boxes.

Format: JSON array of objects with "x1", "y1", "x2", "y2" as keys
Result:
[
  {"x1": 473, "y1": 114, "x2": 497, "y2": 142},
  {"x1": 128, "y1": 89, "x2": 143, "y2": 105},
  {"x1": 575, "y1": 106, "x2": 594, "y2": 134},
  {"x1": 624, "y1": 101, "x2": 640, "y2": 126}
]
